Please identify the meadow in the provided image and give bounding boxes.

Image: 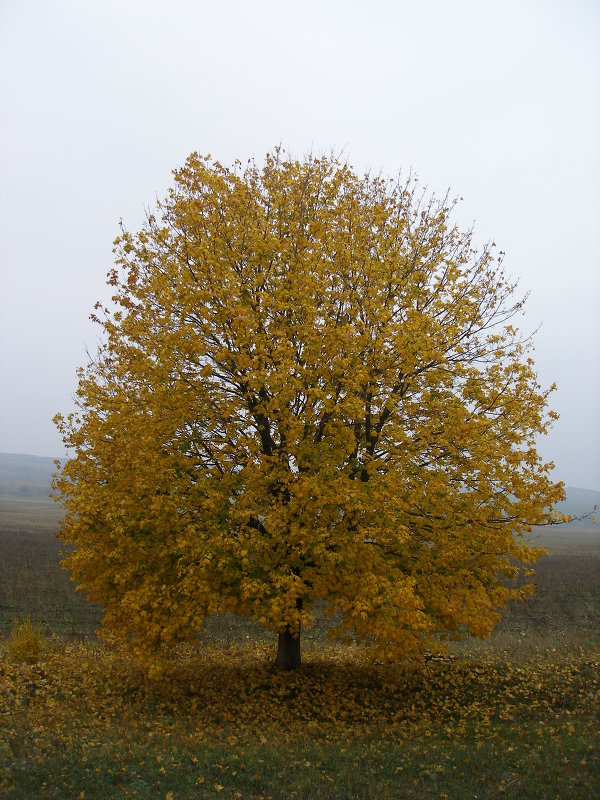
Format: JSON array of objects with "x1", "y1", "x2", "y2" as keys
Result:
[{"x1": 0, "y1": 497, "x2": 598, "y2": 798}]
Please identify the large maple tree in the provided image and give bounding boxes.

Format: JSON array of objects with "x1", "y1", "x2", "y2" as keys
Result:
[{"x1": 54, "y1": 150, "x2": 563, "y2": 670}]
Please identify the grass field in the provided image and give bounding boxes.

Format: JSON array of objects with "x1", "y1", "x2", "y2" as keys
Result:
[{"x1": 1, "y1": 498, "x2": 599, "y2": 798}]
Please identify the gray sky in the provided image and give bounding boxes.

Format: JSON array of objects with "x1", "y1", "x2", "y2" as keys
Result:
[{"x1": 1, "y1": 0, "x2": 599, "y2": 490}]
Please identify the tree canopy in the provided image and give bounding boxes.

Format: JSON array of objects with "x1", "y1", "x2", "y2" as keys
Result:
[{"x1": 54, "y1": 149, "x2": 564, "y2": 671}]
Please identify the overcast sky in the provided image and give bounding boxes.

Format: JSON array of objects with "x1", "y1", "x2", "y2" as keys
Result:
[{"x1": 1, "y1": 0, "x2": 599, "y2": 490}]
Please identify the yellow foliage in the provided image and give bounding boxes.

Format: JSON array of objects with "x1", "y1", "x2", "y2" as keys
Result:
[
  {"x1": 53, "y1": 149, "x2": 565, "y2": 670},
  {"x1": 0, "y1": 638, "x2": 598, "y2": 745},
  {"x1": 6, "y1": 616, "x2": 45, "y2": 664}
]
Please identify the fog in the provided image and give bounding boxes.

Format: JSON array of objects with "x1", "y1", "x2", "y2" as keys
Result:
[{"x1": 1, "y1": 0, "x2": 598, "y2": 489}]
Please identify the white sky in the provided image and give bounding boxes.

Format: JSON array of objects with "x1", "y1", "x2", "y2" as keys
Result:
[{"x1": 1, "y1": 0, "x2": 599, "y2": 489}]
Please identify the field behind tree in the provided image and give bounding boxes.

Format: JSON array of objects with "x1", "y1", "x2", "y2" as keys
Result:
[{"x1": 1, "y1": 497, "x2": 599, "y2": 798}]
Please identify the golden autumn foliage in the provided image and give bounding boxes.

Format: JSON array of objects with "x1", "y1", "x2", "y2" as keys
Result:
[
  {"x1": 6, "y1": 616, "x2": 45, "y2": 664},
  {"x1": 53, "y1": 149, "x2": 564, "y2": 671}
]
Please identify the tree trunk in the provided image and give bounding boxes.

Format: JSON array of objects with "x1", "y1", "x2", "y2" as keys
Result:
[{"x1": 274, "y1": 628, "x2": 301, "y2": 670}]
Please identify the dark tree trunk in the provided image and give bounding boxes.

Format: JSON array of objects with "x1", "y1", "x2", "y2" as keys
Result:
[
  {"x1": 274, "y1": 598, "x2": 303, "y2": 670},
  {"x1": 274, "y1": 628, "x2": 301, "y2": 670}
]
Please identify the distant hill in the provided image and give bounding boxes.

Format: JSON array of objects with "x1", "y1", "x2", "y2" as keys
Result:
[
  {"x1": 0, "y1": 453, "x2": 598, "y2": 522},
  {"x1": 0, "y1": 453, "x2": 59, "y2": 499},
  {"x1": 555, "y1": 486, "x2": 599, "y2": 527}
]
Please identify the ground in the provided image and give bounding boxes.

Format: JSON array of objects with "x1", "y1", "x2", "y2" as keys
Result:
[{"x1": 1, "y1": 498, "x2": 599, "y2": 799}]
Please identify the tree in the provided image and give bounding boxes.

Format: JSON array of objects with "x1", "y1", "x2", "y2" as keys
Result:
[{"x1": 54, "y1": 149, "x2": 564, "y2": 672}]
